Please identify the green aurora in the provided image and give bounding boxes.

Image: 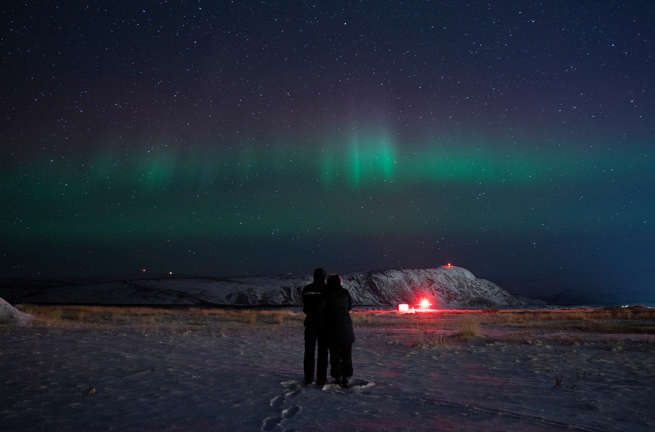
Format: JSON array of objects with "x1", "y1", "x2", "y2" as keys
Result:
[{"x1": 3, "y1": 134, "x2": 652, "y2": 247}]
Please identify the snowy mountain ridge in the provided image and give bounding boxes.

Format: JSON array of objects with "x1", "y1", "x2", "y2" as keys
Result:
[{"x1": 0, "y1": 266, "x2": 522, "y2": 308}]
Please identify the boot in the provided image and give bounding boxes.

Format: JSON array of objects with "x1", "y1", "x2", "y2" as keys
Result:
[{"x1": 339, "y1": 377, "x2": 349, "y2": 389}]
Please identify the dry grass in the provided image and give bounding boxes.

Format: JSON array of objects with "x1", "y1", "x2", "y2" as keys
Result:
[
  {"x1": 139, "y1": 315, "x2": 156, "y2": 325},
  {"x1": 260, "y1": 310, "x2": 296, "y2": 325},
  {"x1": 243, "y1": 312, "x2": 257, "y2": 325},
  {"x1": 502, "y1": 313, "x2": 529, "y2": 325},
  {"x1": 577, "y1": 321, "x2": 655, "y2": 334},
  {"x1": 492, "y1": 307, "x2": 655, "y2": 337},
  {"x1": 61, "y1": 309, "x2": 86, "y2": 321},
  {"x1": 555, "y1": 375, "x2": 563, "y2": 388},
  {"x1": 352, "y1": 312, "x2": 373, "y2": 324},
  {"x1": 560, "y1": 311, "x2": 589, "y2": 321},
  {"x1": 273, "y1": 312, "x2": 285, "y2": 325},
  {"x1": 457, "y1": 316, "x2": 481, "y2": 341},
  {"x1": 612, "y1": 309, "x2": 633, "y2": 319},
  {"x1": 18, "y1": 304, "x2": 63, "y2": 322},
  {"x1": 411, "y1": 331, "x2": 427, "y2": 347},
  {"x1": 427, "y1": 331, "x2": 449, "y2": 348},
  {"x1": 190, "y1": 316, "x2": 206, "y2": 326},
  {"x1": 12, "y1": 304, "x2": 305, "y2": 328},
  {"x1": 411, "y1": 330, "x2": 449, "y2": 348},
  {"x1": 8, "y1": 304, "x2": 655, "y2": 350},
  {"x1": 17, "y1": 304, "x2": 173, "y2": 324},
  {"x1": 495, "y1": 330, "x2": 534, "y2": 345}
]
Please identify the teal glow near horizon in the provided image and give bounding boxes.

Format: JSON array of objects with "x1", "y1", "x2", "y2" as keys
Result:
[{"x1": 2, "y1": 133, "x2": 653, "y2": 246}]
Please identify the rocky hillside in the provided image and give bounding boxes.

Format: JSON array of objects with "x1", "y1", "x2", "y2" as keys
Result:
[
  {"x1": 344, "y1": 267, "x2": 521, "y2": 308},
  {"x1": 0, "y1": 266, "x2": 522, "y2": 308}
]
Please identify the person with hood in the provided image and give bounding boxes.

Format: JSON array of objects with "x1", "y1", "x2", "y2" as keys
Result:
[
  {"x1": 325, "y1": 274, "x2": 356, "y2": 388},
  {"x1": 302, "y1": 268, "x2": 328, "y2": 385}
]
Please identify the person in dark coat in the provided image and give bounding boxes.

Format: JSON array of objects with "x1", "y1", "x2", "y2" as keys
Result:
[
  {"x1": 325, "y1": 274, "x2": 356, "y2": 388},
  {"x1": 302, "y1": 268, "x2": 328, "y2": 385}
]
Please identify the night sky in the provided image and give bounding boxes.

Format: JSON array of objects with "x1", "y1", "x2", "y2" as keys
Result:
[{"x1": 2, "y1": 1, "x2": 654, "y2": 299}]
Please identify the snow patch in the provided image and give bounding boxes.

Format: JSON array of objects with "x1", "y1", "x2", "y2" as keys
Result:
[{"x1": 0, "y1": 297, "x2": 34, "y2": 326}]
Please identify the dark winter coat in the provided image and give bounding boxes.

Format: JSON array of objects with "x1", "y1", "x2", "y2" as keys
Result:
[
  {"x1": 325, "y1": 286, "x2": 356, "y2": 346},
  {"x1": 302, "y1": 281, "x2": 327, "y2": 329}
]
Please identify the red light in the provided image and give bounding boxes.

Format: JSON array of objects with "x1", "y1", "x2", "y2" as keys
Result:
[
  {"x1": 142, "y1": 269, "x2": 146, "y2": 272},
  {"x1": 419, "y1": 299, "x2": 431, "y2": 311}
]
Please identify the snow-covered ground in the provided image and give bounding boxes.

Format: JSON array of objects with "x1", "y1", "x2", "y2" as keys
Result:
[{"x1": 2, "y1": 309, "x2": 654, "y2": 431}]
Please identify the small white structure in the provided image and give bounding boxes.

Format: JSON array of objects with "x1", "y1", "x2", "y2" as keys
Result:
[{"x1": 398, "y1": 304, "x2": 409, "y2": 312}]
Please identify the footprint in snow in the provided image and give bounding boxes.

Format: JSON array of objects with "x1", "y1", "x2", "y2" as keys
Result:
[
  {"x1": 285, "y1": 389, "x2": 302, "y2": 398},
  {"x1": 282, "y1": 405, "x2": 301, "y2": 418},
  {"x1": 281, "y1": 380, "x2": 302, "y2": 389},
  {"x1": 263, "y1": 382, "x2": 306, "y2": 431},
  {"x1": 270, "y1": 395, "x2": 284, "y2": 408},
  {"x1": 280, "y1": 380, "x2": 304, "y2": 398},
  {"x1": 261, "y1": 416, "x2": 282, "y2": 432}
]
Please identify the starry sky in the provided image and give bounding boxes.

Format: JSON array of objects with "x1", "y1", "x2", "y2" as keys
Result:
[{"x1": 1, "y1": 1, "x2": 654, "y2": 300}]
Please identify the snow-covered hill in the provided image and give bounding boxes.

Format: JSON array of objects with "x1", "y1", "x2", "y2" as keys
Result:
[
  {"x1": 343, "y1": 267, "x2": 521, "y2": 307},
  {"x1": 0, "y1": 266, "x2": 522, "y2": 308},
  {"x1": 0, "y1": 297, "x2": 34, "y2": 325}
]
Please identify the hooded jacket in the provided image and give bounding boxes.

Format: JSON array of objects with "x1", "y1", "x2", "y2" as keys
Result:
[{"x1": 325, "y1": 282, "x2": 356, "y2": 346}]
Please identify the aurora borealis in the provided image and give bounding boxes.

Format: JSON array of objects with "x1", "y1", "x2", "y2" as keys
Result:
[{"x1": 2, "y1": 1, "x2": 654, "y2": 300}]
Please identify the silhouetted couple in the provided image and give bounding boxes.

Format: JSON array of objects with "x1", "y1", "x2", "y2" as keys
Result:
[{"x1": 302, "y1": 268, "x2": 355, "y2": 388}]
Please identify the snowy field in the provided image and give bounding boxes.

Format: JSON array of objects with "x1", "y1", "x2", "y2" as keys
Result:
[{"x1": 2, "y1": 306, "x2": 655, "y2": 431}]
